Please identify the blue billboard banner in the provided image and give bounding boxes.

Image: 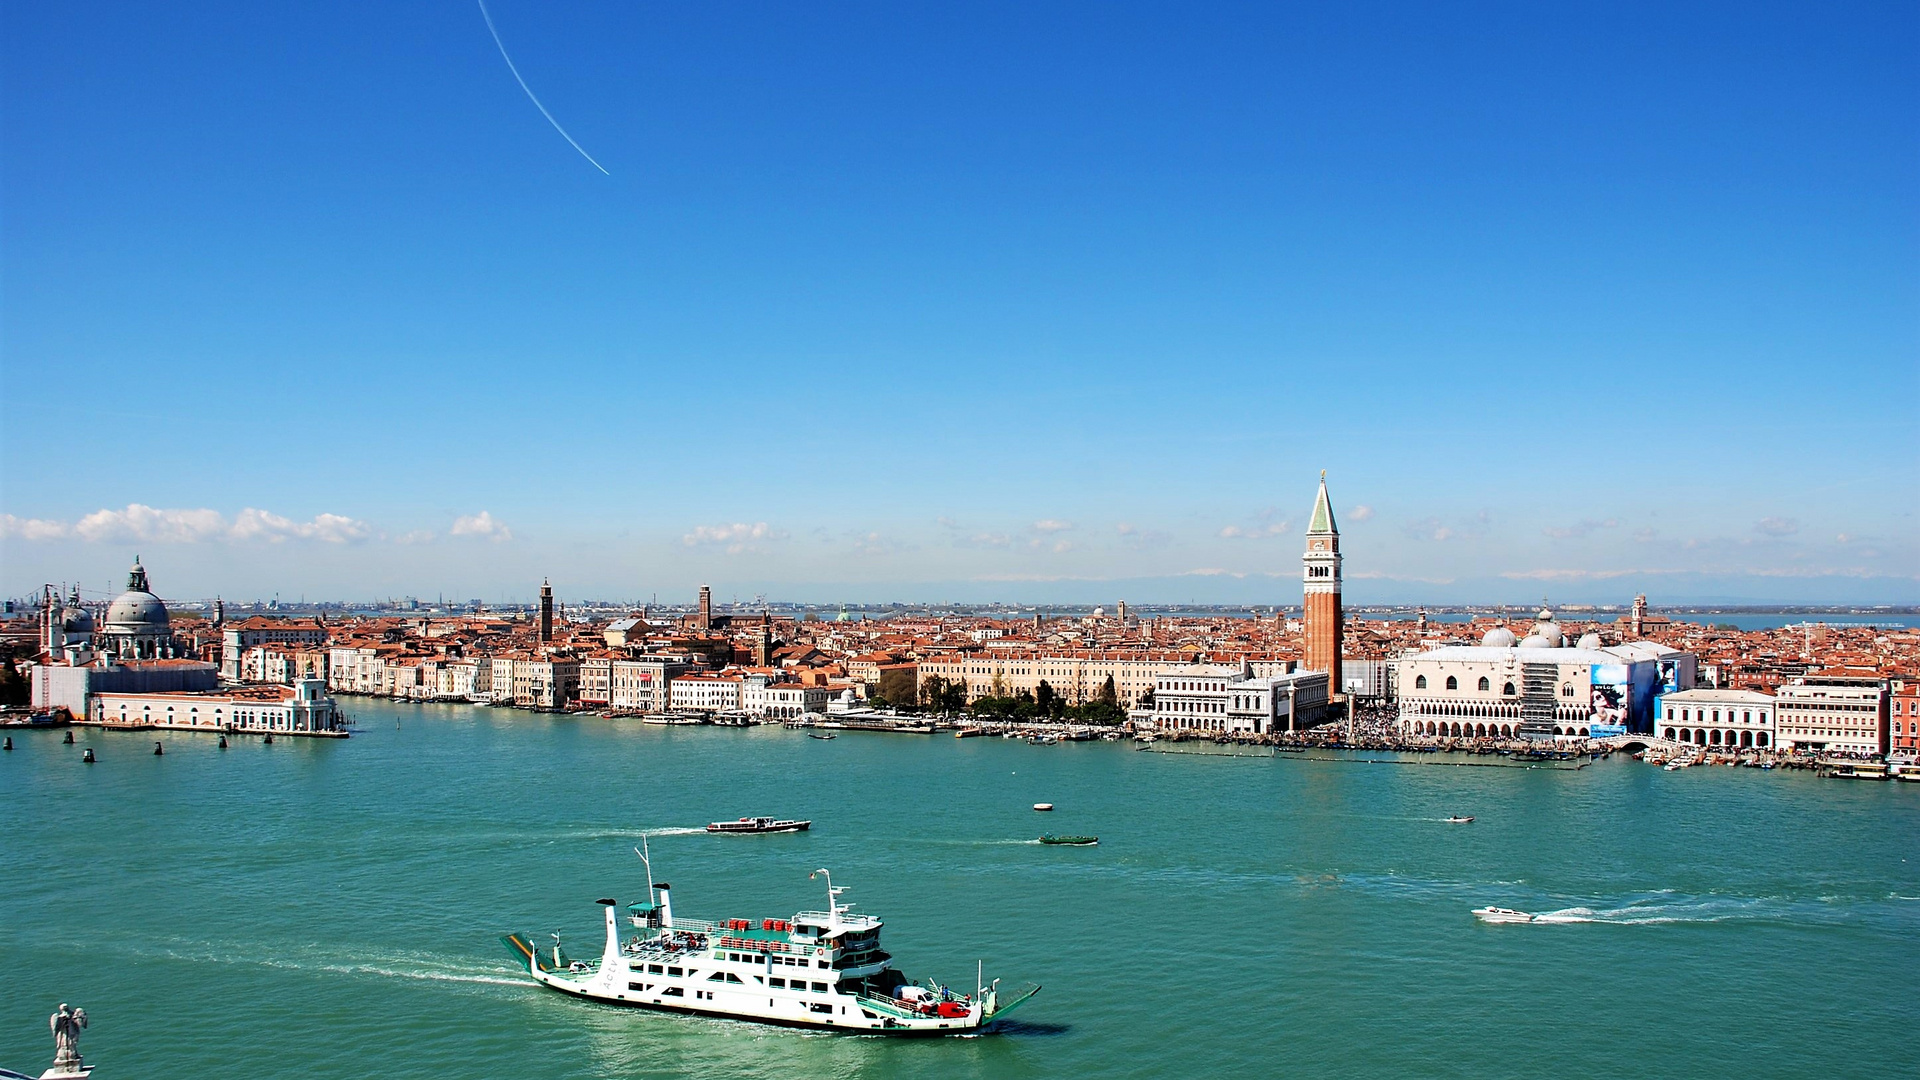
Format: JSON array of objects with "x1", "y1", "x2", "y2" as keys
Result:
[
  {"x1": 1589, "y1": 665, "x2": 1631, "y2": 730},
  {"x1": 1589, "y1": 723, "x2": 1628, "y2": 738},
  {"x1": 1658, "y1": 659, "x2": 1684, "y2": 695}
]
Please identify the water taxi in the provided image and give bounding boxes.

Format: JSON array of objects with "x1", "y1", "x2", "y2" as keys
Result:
[
  {"x1": 707, "y1": 817, "x2": 811, "y2": 834},
  {"x1": 1472, "y1": 906, "x2": 1535, "y2": 924},
  {"x1": 1444, "y1": 816, "x2": 1474, "y2": 824},
  {"x1": 1038, "y1": 835, "x2": 1098, "y2": 846},
  {"x1": 502, "y1": 859, "x2": 1038, "y2": 1034}
]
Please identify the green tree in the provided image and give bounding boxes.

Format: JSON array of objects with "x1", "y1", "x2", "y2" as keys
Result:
[
  {"x1": 0, "y1": 651, "x2": 28, "y2": 707},
  {"x1": 1097, "y1": 675, "x2": 1118, "y2": 708},
  {"x1": 1035, "y1": 680, "x2": 1057, "y2": 717}
]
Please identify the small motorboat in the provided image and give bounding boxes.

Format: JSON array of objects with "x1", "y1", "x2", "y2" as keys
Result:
[
  {"x1": 807, "y1": 731, "x2": 837, "y2": 740},
  {"x1": 1038, "y1": 835, "x2": 1098, "y2": 846},
  {"x1": 1032, "y1": 803, "x2": 1054, "y2": 812},
  {"x1": 1472, "y1": 906, "x2": 1535, "y2": 924},
  {"x1": 707, "y1": 817, "x2": 812, "y2": 834},
  {"x1": 1445, "y1": 815, "x2": 1474, "y2": 823}
]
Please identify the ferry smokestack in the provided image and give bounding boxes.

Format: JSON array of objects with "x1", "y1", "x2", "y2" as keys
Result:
[
  {"x1": 600, "y1": 897, "x2": 621, "y2": 969},
  {"x1": 655, "y1": 883, "x2": 673, "y2": 929}
]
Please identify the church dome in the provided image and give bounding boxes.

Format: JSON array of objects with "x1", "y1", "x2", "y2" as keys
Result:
[
  {"x1": 1527, "y1": 606, "x2": 1564, "y2": 647},
  {"x1": 59, "y1": 604, "x2": 94, "y2": 635},
  {"x1": 1481, "y1": 627, "x2": 1517, "y2": 648},
  {"x1": 105, "y1": 559, "x2": 169, "y2": 630},
  {"x1": 1576, "y1": 632, "x2": 1603, "y2": 650},
  {"x1": 1518, "y1": 633, "x2": 1553, "y2": 649}
]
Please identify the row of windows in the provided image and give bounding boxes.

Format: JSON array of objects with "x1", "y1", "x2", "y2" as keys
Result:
[
  {"x1": 1665, "y1": 707, "x2": 1768, "y2": 724},
  {"x1": 1159, "y1": 700, "x2": 1223, "y2": 713},
  {"x1": 1666, "y1": 728, "x2": 1770, "y2": 747},
  {"x1": 1414, "y1": 675, "x2": 1517, "y2": 694}
]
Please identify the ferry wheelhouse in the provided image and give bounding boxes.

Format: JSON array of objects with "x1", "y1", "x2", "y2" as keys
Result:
[{"x1": 502, "y1": 866, "x2": 1038, "y2": 1034}]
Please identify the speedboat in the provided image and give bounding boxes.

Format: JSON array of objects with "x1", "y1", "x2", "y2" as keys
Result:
[
  {"x1": 1472, "y1": 906, "x2": 1535, "y2": 924},
  {"x1": 1445, "y1": 816, "x2": 1474, "y2": 824},
  {"x1": 1038, "y1": 835, "x2": 1098, "y2": 846},
  {"x1": 807, "y1": 732, "x2": 838, "y2": 740},
  {"x1": 1032, "y1": 803, "x2": 1054, "y2": 812},
  {"x1": 708, "y1": 817, "x2": 811, "y2": 834}
]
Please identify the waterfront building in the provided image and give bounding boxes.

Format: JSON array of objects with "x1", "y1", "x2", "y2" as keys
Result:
[
  {"x1": 1774, "y1": 676, "x2": 1888, "y2": 756},
  {"x1": 1892, "y1": 679, "x2": 1919, "y2": 758},
  {"x1": 1301, "y1": 473, "x2": 1343, "y2": 696},
  {"x1": 1655, "y1": 688, "x2": 1774, "y2": 749},
  {"x1": 91, "y1": 677, "x2": 342, "y2": 734},
  {"x1": 669, "y1": 672, "x2": 743, "y2": 713},
  {"x1": 578, "y1": 656, "x2": 613, "y2": 705},
  {"x1": 1151, "y1": 663, "x2": 1329, "y2": 734},
  {"x1": 1392, "y1": 610, "x2": 1689, "y2": 739},
  {"x1": 219, "y1": 617, "x2": 328, "y2": 680},
  {"x1": 509, "y1": 656, "x2": 578, "y2": 710},
  {"x1": 610, "y1": 657, "x2": 690, "y2": 712},
  {"x1": 30, "y1": 658, "x2": 219, "y2": 715},
  {"x1": 914, "y1": 650, "x2": 1205, "y2": 708}
]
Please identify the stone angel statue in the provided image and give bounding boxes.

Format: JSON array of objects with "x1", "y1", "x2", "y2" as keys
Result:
[{"x1": 50, "y1": 1003, "x2": 88, "y2": 1067}]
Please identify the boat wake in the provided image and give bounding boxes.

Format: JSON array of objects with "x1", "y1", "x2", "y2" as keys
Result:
[{"x1": 1525, "y1": 894, "x2": 1850, "y2": 927}]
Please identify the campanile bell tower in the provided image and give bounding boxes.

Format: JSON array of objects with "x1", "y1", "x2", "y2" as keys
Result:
[{"x1": 1302, "y1": 471, "x2": 1343, "y2": 695}]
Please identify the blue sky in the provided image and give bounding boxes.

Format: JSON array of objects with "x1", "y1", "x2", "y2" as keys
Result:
[{"x1": 3, "y1": 1, "x2": 1915, "y2": 606}]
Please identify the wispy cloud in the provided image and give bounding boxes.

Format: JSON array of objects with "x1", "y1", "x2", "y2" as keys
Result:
[
  {"x1": 681, "y1": 521, "x2": 786, "y2": 554},
  {"x1": 1754, "y1": 517, "x2": 1799, "y2": 537},
  {"x1": 451, "y1": 511, "x2": 514, "y2": 542},
  {"x1": 1031, "y1": 519, "x2": 1074, "y2": 533},
  {"x1": 1349, "y1": 505, "x2": 1375, "y2": 522},
  {"x1": 1116, "y1": 522, "x2": 1172, "y2": 549},
  {"x1": 1543, "y1": 518, "x2": 1619, "y2": 540},
  {"x1": 848, "y1": 531, "x2": 911, "y2": 556},
  {"x1": 1405, "y1": 510, "x2": 1490, "y2": 543},
  {"x1": 1501, "y1": 567, "x2": 1650, "y2": 581},
  {"x1": 5, "y1": 504, "x2": 371, "y2": 544},
  {"x1": 1219, "y1": 508, "x2": 1291, "y2": 540},
  {"x1": 0, "y1": 515, "x2": 75, "y2": 541}
]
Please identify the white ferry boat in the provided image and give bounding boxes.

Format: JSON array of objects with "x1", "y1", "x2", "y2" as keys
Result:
[{"x1": 502, "y1": 862, "x2": 1039, "y2": 1034}]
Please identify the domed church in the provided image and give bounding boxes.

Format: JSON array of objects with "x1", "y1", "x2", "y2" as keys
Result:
[{"x1": 99, "y1": 557, "x2": 182, "y2": 660}]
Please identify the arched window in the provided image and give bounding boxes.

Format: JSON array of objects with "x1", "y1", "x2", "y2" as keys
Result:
[
  {"x1": 1757, "y1": 732, "x2": 1769, "y2": 747},
  {"x1": 1504, "y1": 682, "x2": 1516, "y2": 695},
  {"x1": 1561, "y1": 684, "x2": 1573, "y2": 697},
  {"x1": 1445, "y1": 676, "x2": 1458, "y2": 691},
  {"x1": 1664, "y1": 727, "x2": 1676, "y2": 740},
  {"x1": 1477, "y1": 677, "x2": 1490, "y2": 691},
  {"x1": 1415, "y1": 675, "x2": 1427, "y2": 689}
]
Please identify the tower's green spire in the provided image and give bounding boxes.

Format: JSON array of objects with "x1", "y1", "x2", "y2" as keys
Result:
[{"x1": 1307, "y1": 470, "x2": 1337, "y2": 534}]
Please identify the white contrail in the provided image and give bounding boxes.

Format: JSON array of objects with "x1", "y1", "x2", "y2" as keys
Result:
[{"x1": 476, "y1": 0, "x2": 610, "y2": 175}]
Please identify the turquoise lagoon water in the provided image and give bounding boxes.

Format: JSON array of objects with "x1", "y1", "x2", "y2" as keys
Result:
[{"x1": 2, "y1": 701, "x2": 1916, "y2": 1079}]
